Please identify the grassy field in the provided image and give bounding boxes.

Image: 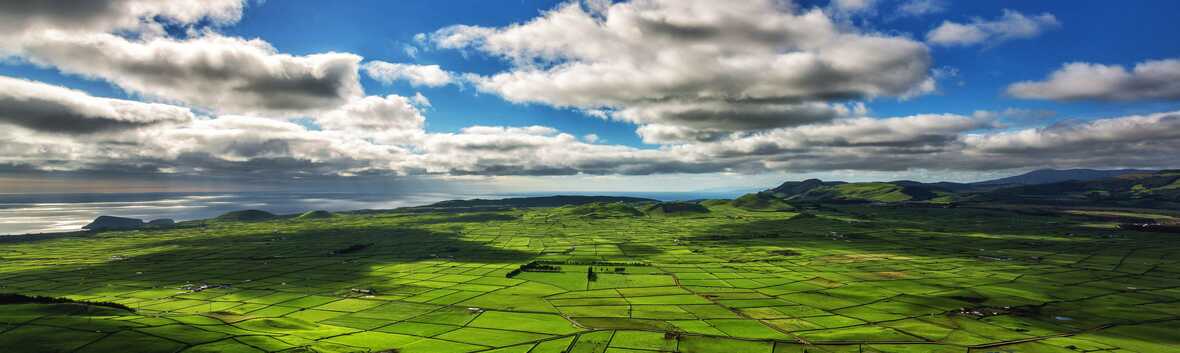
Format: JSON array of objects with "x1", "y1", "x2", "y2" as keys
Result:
[{"x1": 1, "y1": 201, "x2": 1178, "y2": 352}]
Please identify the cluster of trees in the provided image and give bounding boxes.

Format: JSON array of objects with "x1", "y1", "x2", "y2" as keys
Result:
[
  {"x1": 330, "y1": 243, "x2": 373, "y2": 255},
  {"x1": 587, "y1": 266, "x2": 627, "y2": 281},
  {"x1": 505, "y1": 261, "x2": 629, "y2": 280},
  {"x1": 506, "y1": 261, "x2": 562, "y2": 278}
]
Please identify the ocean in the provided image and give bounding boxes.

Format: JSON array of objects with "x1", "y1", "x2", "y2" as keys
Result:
[{"x1": 0, "y1": 191, "x2": 742, "y2": 235}]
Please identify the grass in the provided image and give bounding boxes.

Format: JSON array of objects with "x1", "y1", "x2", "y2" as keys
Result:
[
  {"x1": 0, "y1": 202, "x2": 1177, "y2": 352},
  {"x1": 468, "y1": 311, "x2": 581, "y2": 335},
  {"x1": 830, "y1": 183, "x2": 912, "y2": 202}
]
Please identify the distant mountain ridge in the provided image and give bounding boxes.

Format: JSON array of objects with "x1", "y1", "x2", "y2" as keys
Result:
[
  {"x1": 416, "y1": 195, "x2": 657, "y2": 211},
  {"x1": 741, "y1": 169, "x2": 1179, "y2": 207},
  {"x1": 395, "y1": 169, "x2": 1178, "y2": 212},
  {"x1": 761, "y1": 179, "x2": 956, "y2": 203},
  {"x1": 975, "y1": 170, "x2": 1180, "y2": 207},
  {"x1": 972, "y1": 169, "x2": 1154, "y2": 186}
]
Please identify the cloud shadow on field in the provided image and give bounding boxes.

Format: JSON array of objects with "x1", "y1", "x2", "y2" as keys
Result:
[{"x1": 0, "y1": 215, "x2": 536, "y2": 299}]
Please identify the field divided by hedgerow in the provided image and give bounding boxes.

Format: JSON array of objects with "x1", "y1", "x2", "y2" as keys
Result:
[{"x1": 1, "y1": 203, "x2": 1178, "y2": 352}]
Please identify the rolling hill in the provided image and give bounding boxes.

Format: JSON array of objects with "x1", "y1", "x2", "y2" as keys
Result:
[
  {"x1": 756, "y1": 179, "x2": 956, "y2": 203},
  {"x1": 972, "y1": 168, "x2": 1153, "y2": 186},
  {"x1": 731, "y1": 192, "x2": 795, "y2": 211},
  {"x1": 410, "y1": 195, "x2": 658, "y2": 212},
  {"x1": 215, "y1": 209, "x2": 278, "y2": 221},
  {"x1": 643, "y1": 201, "x2": 711, "y2": 216},
  {"x1": 740, "y1": 170, "x2": 1180, "y2": 209},
  {"x1": 977, "y1": 170, "x2": 1180, "y2": 207}
]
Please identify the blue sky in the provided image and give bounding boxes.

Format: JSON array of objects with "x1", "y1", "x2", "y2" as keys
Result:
[
  {"x1": 1, "y1": 0, "x2": 1179, "y2": 193},
  {"x1": 224, "y1": 0, "x2": 651, "y2": 146},
  {"x1": 238, "y1": 0, "x2": 1180, "y2": 138},
  {"x1": 865, "y1": 1, "x2": 1180, "y2": 121}
]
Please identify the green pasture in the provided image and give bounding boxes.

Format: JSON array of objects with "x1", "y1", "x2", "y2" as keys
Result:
[{"x1": 0, "y1": 202, "x2": 1178, "y2": 352}]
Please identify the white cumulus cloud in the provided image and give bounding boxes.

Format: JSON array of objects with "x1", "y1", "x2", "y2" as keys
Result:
[
  {"x1": 927, "y1": 9, "x2": 1060, "y2": 46},
  {"x1": 364, "y1": 61, "x2": 455, "y2": 87},
  {"x1": 0, "y1": 1, "x2": 366, "y2": 117},
  {"x1": 1007, "y1": 59, "x2": 1180, "y2": 101},
  {"x1": 430, "y1": 0, "x2": 933, "y2": 138}
]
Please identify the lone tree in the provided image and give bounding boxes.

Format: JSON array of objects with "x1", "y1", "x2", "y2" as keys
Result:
[{"x1": 587, "y1": 267, "x2": 598, "y2": 282}]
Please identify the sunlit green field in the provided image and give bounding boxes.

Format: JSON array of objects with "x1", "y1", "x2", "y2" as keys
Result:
[{"x1": 1, "y1": 202, "x2": 1178, "y2": 352}]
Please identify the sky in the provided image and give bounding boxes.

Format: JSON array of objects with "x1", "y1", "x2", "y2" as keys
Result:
[{"x1": 1, "y1": 0, "x2": 1179, "y2": 194}]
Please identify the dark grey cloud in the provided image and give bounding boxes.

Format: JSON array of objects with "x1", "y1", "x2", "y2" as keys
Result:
[
  {"x1": 0, "y1": 0, "x2": 243, "y2": 34},
  {"x1": 0, "y1": 95, "x2": 157, "y2": 134},
  {"x1": 0, "y1": 75, "x2": 193, "y2": 134},
  {"x1": 712, "y1": 111, "x2": 1180, "y2": 173},
  {"x1": 0, "y1": 1, "x2": 119, "y2": 31},
  {"x1": 621, "y1": 101, "x2": 845, "y2": 131},
  {"x1": 3, "y1": 88, "x2": 1180, "y2": 179},
  {"x1": 13, "y1": 34, "x2": 364, "y2": 116},
  {"x1": 960, "y1": 112, "x2": 1180, "y2": 169}
]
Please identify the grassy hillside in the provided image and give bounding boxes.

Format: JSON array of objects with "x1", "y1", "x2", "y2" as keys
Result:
[
  {"x1": 296, "y1": 210, "x2": 334, "y2": 220},
  {"x1": 215, "y1": 209, "x2": 277, "y2": 221},
  {"x1": 767, "y1": 178, "x2": 842, "y2": 197},
  {"x1": 731, "y1": 192, "x2": 795, "y2": 211},
  {"x1": 751, "y1": 179, "x2": 953, "y2": 204},
  {"x1": 821, "y1": 182, "x2": 914, "y2": 202},
  {"x1": 743, "y1": 171, "x2": 1180, "y2": 208},
  {"x1": 978, "y1": 170, "x2": 1180, "y2": 207},
  {"x1": 973, "y1": 168, "x2": 1154, "y2": 186},
  {"x1": 426, "y1": 195, "x2": 656, "y2": 209}
]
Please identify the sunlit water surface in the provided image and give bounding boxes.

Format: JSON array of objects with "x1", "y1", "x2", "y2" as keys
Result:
[
  {"x1": 0, "y1": 191, "x2": 741, "y2": 235},
  {"x1": 0, "y1": 192, "x2": 475, "y2": 235}
]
